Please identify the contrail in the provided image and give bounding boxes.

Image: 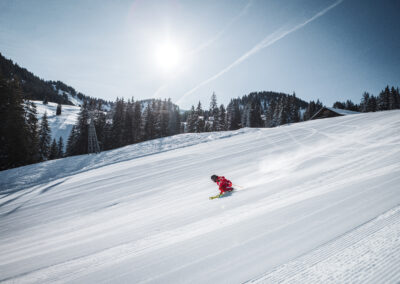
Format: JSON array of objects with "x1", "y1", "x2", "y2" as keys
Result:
[
  {"x1": 153, "y1": 0, "x2": 253, "y2": 98},
  {"x1": 188, "y1": 0, "x2": 253, "y2": 56},
  {"x1": 177, "y1": 0, "x2": 344, "y2": 105}
]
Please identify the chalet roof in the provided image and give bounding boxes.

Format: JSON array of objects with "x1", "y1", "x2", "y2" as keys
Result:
[{"x1": 310, "y1": 107, "x2": 359, "y2": 120}]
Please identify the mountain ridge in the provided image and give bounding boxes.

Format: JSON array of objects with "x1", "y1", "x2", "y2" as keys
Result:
[{"x1": 0, "y1": 52, "x2": 110, "y2": 106}]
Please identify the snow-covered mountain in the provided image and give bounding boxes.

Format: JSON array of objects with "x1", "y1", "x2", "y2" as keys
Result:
[
  {"x1": 0, "y1": 110, "x2": 399, "y2": 283},
  {"x1": 33, "y1": 100, "x2": 80, "y2": 149}
]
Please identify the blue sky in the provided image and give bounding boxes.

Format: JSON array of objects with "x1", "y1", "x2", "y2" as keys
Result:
[{"x1": 0, "y1": 0, "x2": 399, "y2": 109}]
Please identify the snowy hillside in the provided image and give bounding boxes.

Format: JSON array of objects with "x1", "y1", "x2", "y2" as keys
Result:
[
  {"x1": 60, "y1": 90, "x2": 83, "y2": 107},
  {"x1": 0, "y1": 110, "x2": 399, "y2": 283},
  {"x1": 33, "y1": 101, "x2": 80, "y2": 149}
]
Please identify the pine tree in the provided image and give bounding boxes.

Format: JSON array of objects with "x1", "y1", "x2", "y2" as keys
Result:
[
  {"x1": 143, "y1": 102, "x2": 156, "y2": 139},
  {"x1": 367, "y1": 95, "x2": 377, "y2": 112},
  {"x1": 204, "y1": 121, "x2": 211, "y2": 132},
  {"x1": 218, "y1": 104, "x2": 227, "y2": 130},
  {"x1": 48, "y1": 138, "x2": 58, "y2": 160},
  {"x1": 159, "y1": 99, "x2": 169, "y2": 137},
  {"x1": 389, "y1": 86, "x2": 399, "y2": 109},
  {"x1": 66, "y1": 125, "x2": 77, "y2": 156},
  {"x1": 186, "y1": 106, "x2": 197, "y2": 133},
  {"x1": 377, "y1": 86, "x2": 390, "y2": 111},
  {"x1": 101, "y1": 122, "x2": 113, "y2": 151},
  {"x1": 279, "y1": 96, "x2": 289, "y2": 125},
  {"x1": 230, "y1": 100, "x2": 241, "y2": 130},
  {"x1": 94, "y1": 102, "x2": 107, "y2": 150},
  {"x1": 57, "y1": 136, "x2": 64, "y2": 158},
  {"x1": 345, "y1": 100, "x2": 357, "y2": 111},
  {"x1": 249, "y1": 99, "x2": 263, "y2": 127},
  {"x1": 167, "y1": 99, "x2": 180, "y2": 136},
  {"x1": 196, "y1": 101, "x2": 205, "y2": 133},
  {"x1": 360, "y1": 92, "x2": 370, "y2": 112},
  {"x1": 123, "y1": 99, "x2": 134, "y2": 145},
  {"x1": 38, "y1": 112, "x2": 51, "y2": 161},
  {"x1": 289, "y1": 94, "x2": 300, "y2": 123},
  {"x1": 242, "y1": 103, "x2": 250, "y2": 127},
  {"x1": 272, "y1": 97, "x2": 282, "y2": 125},
  {"x1": 175, "y1": 106, "x2": 181, "y2": 134},
  {"x1": 24, "y1": 101, "x2": 40, "y2": 164},
  {"x1": 0, "y1": 79, "x2": 31, "y2": 169},
  {"x1": 133, "y1": 101, "x2": 142, "y2": 142},
  {"x1": 395, "y1": 87, "x2": 400, "y2": 109},
  {"x1": 75, "y1": 101, "x2": 90, "y2": 154},
  {"x1": 226, "y1": 100, "x2": 234, "y2": 130},
  {"x1": 265, "y1": 98, "x2": 276, "y2": 127},
  {"x1": 153, "y1": 100, "x2": 162, "y2": 138},
  {"x1": 111, "y1": 98, "x2": 125, "y2": 148},
  {"x1": 209, "y1": 92, "x2": 219, "y2": 131},
  {"x1": 56, "y1": 103, "x2": 62, "y2": 115}
]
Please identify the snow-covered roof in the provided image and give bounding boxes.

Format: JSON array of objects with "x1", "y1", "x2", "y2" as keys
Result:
[
  {"x1": 310, "y1": 106, "x2": 360, "y2": 120},
  {"x1": 326, "y1": 107, "x2": 360, "y2": 115}
]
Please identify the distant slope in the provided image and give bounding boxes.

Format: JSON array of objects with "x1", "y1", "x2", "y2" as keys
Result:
[
  {"x1": 0, "y1": 110, "x2": 399, "y2": 283},
  {"x1": 33, "y1": 101, "x2": 80, "y2": 149}
]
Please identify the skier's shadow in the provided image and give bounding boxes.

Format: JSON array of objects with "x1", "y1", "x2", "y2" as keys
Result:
[{"x1": 220, "y1": 191, "x2": 234, "y2": 198}]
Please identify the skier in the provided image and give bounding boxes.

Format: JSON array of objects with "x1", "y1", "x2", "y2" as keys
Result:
[{"x1": 210, "y1": 175, "x2": 234, "y2": 198}]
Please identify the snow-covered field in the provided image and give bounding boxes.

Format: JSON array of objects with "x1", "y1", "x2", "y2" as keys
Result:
[
  {"x1": 0, "y1": 110, "x2": 399, "y2": 283},
  {"x1": 33, "y1": 101, "x2": 80, "y2": 149}
]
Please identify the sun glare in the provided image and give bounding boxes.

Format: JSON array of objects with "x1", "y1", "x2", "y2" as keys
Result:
[{"x1": 154, "y1": 41, "x2": 181, "y2": 72}]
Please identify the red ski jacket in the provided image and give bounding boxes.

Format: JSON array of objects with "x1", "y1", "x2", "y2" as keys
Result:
[{"x1": 216, "y1": 176, "x2": 233, "y2": 193}]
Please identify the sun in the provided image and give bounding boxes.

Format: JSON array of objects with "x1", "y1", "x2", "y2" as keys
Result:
[{"x1": 154, "y1": 41, "x2": 181, "y2": 72}]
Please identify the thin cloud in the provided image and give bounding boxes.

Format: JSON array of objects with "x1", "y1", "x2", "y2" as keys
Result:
[
  {"x1": 189, "y1": 0, "x2": 253, "y2": 56},
  {"x1": 177, "y1": 0, "x2": 344, "y2": 105},
  {"x1": 153, "y1": 0, "x2": 253, "y2": 98}
]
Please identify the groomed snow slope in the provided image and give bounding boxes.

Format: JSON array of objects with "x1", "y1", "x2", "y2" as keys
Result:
[{"x1": 1, "y1": 110, "x2": 399, "y2": 283}]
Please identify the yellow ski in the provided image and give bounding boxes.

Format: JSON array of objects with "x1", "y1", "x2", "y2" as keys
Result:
[{"x1": 209, "y1": 194, "x2": 222, "y2": 200}]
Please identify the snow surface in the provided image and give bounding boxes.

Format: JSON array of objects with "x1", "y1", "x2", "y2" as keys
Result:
[
  {"x1": 1, "y1": 110, "x2": 400, "y2": 283},
  {"x1": 51, "y1": 84, "x2": 83, "y2": 107},
  {"x1": 33, "y1": 101, "x2": 80, "y2": 150},
  {"x1": 61, "y1": 90, "x2": 83, "y2": 107}
]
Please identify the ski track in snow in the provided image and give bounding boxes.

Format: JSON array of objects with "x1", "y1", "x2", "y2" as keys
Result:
[
  {"x1": 0, "y1": 110, "x2": 399, "y2": 283},
  {"x1": 246, "y1": 206, "x2": 400, "y2": 284}
]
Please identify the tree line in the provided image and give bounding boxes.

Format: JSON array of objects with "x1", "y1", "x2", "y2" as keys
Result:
[
  {"x1": 3, "y1": 70, "x2": 399, "y2": 170},
  {"x1": 65, "y1": 91, "x2": 313, "y2": 157},
  {"x1": 0, "y1": 81, "x2": 322, "y2": 169},
  {"x1": 333, "y1": 86, "x2": 400, "y2": 112},
  {"x1": 65, "y1": 98, "x2": 181, "y2": 157},
  {"x1": 183, "y1": 91, "x2": 316, "y2": 133}
]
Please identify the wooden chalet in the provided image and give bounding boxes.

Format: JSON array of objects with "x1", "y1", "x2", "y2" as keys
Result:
[{"x1": 310, "y1": 107, "x2": 359, "y2": 120}]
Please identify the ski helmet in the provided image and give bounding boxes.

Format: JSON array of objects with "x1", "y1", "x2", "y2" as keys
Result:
[{"x1": 211, "y1": 175, "x2": 218, "y2": 182}]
